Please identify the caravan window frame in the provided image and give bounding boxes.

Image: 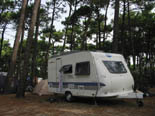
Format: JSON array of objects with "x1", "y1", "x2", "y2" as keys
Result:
[
  {"x1": 75, "y1": 61, "x2": 90, "y2": 75},
  {"x1": 103, "y1": 61, "x2": 127, "y2": 74},
  {"x1": 60, "y1": 64, "x2": 72, "y2": 74}
]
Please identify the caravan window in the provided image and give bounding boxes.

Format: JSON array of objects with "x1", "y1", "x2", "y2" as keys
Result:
[
  {"x1": 103, "y1": 61, "x2": 127, "y2": 73},
  {"x1": 60, "y1": 65, "x2": 72, "y2": 74},
  {"x1": 75, "y1": 61, "x2": 90, "y2": 75}
]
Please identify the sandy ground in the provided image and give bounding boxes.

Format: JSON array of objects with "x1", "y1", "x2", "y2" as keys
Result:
[{"x1": 0, "y1": 89, "x2": 155, "y2": 116}]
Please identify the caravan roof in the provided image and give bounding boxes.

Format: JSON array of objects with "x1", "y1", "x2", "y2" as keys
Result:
[{"x1": 50, "y1": 51, "x2": 122, "y2": 58}]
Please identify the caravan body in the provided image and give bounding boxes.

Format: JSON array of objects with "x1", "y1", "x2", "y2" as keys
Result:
[{"x1": 48, "y1": 51, "x2": 143, "y2": 100}]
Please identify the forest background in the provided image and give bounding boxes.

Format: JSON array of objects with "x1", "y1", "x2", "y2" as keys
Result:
[{"x1": 0, "y1": 0, "x2": 155, "y2": 97}]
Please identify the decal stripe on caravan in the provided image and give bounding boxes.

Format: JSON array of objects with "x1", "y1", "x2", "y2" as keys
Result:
[{"x1": 48, "y1": 82, "x2": 105, "y2": 90}]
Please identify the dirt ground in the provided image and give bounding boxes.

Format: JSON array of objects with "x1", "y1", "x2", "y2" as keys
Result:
[{"x1": 0, "y1": 89, "x2": 155, "y2": 116}]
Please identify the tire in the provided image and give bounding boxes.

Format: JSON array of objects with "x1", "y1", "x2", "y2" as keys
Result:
[
  {"x1": 65, "y1": 92, "x2": 73, "y2": 102},
  {"x1": 137, "y1": 100, "x2": 144, "y2": 107}
]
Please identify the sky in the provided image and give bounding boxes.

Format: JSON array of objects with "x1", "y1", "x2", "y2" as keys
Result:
[{"x1": 3, "y1": 0, "x2": 114, "y2": 47}]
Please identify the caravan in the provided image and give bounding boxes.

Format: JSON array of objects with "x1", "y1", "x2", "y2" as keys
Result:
[{"x1": 48, "y1": 51, "x2": 143, "y2": 104}]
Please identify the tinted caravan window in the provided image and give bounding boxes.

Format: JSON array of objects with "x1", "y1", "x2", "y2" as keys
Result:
[
  {"x1": 60, "y1": 65, "x2": 72, "y2": 74},
  {"x1": 103, "y1": 61, "x2": 127, "y2": 73},
  {"x1": 75, "y1": 61, "x2": 90, "y2": 75}
]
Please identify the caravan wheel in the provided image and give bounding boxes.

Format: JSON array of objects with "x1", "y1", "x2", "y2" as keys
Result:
[
  {"x1": 65, "y1": 92, "x2": 73, "y2": 102},
  {"x1": 137, "y1": 100, "x2": 144, "y2": 107}
]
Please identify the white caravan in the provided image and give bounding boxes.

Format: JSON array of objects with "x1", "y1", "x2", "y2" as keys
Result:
[{"x1": 48, "y1": 51, "x2": 143, "y2": 103}]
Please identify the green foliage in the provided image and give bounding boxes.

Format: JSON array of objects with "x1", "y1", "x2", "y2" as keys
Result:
[
  {"x1": 0, "y1": 40, "x2": 12, "y2": 72},
  {"x1": 90, "y1": 0, "x2": 109, "y2": 7},
  {"x1": 70, "y1": 5, "x2": 92, "y2": 24},
  {"x1": 53, "y1": 31, "x2": 63, "y2": 42}
]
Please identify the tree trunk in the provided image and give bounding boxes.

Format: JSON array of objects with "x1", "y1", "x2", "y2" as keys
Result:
[
  {"x1": 96, "y1": 34, "x2": 99, "y2": 49},
  {"x1": 31, "y1": 2, "x2": 41, "y2": 86},
  {"x1": 103, "y1": 0, "x2": 110, "y2": 43},
  {"x1": 70, "y1": 0, "x2": 77, "y2": 51},
  {"x1": 5, "y1": 0, "x2": 28, "y2": 93},
  {"x1": 16, "y1": 21, "x2": 25, "y2": 81},
  {"x1": 43, "y1": 0, "x2": 56, "y2": 79},
  {"x1": 70, "y1": 24, "x2": 74, "y2": 50},
  {"x1": 121, "y1": 0, "x2": 126, "y2": 56},
  {"x1": 96, "y1": 7, "x2": 101, "y2": 50},
  {"x1": 112, "y1": 0, "x2": 120, "y2": 53},
  {"x1": 62, "y1": 4, "x2": 72, "y2": 52},
  {"x1": 0, "y1": 23, "x2": 7, "y2": 59},
  {"x1": 52, "y1": 41, "x2": 55, "y2": 55},
  {"x1": 81, "y1": 16, "x2": 91, "y2": 50},
  {"x1": 0, "y1": 4, "x2": 5, "y2": 22},
  {"x1": 127, "y1": 0, "x2": 135, "y2": 69},
  {"x1": 16, "y1": 0, "x2": 29, "y2": 84},
  {"x1": 16, "y1": 0, "x2": 41, "y2": 98}
]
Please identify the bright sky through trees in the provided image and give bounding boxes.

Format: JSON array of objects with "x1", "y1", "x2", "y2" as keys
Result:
[{"x1": 3, "y1": 0, "x2": 114, "y2": 47}]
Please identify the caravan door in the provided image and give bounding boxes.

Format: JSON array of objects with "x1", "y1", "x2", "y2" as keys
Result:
[{"x1": 56, "y1": 58, "x2": 63, "y2": 92}]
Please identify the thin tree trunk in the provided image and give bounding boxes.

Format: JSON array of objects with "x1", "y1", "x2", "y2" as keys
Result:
[
  {"x1": 112, "y1": 0, "x2": 120, "y2": 53},
  {"x1": 48, "y1": 0, "x2": 56, "y2": 53},
  {"x1": 96, "y1": 34, "x2": 99, "y2": 49},
  {"x1": 52, "y1": 41, "x2": 55, "y2": 54},
  {"x1": 147, "y1": 29, "x2": 152, "y2": 87},
  {"x1": 121, "y1": 0, "x2": 126, "y2": 55},
  {"x1": 127, "y1": 0, "x2": 135, "y2": 69},
  {"x1": 62, "y1": 4, "x2": 72, "y2": 52},
  {"x1": 0, "y1": 23, "x2": 7, "y2": 58},
  {"x1": 44, "y1": 0, "x2": 56, "y2": 79},
  {"x1": 0, "y1": 5, "x2": 5, "y2": 21},
  {"x1": 70, "y1": 24, "x2": 74, "y2": 50},
  {"x1": 96, "y1": 7, "x2": 101, "y2": 50},
  {"x1": 81, "y1": 16, "x2": 91, "y2": 50},
  {"x1": 5, "y1": 0, "x2": 28, "y2": 93},
  {"x1": 16, "y1": 0, "x2": 41, "y2": 98},
  {"x1": 70, "y1": 0, "x2": 77, "y2": 51},
  {"x1": 31, "y1": 2, "x2": 41, "y2": 86},
  {"x1": 103, "y1": 0, "x2": 110, "y2": 43}
]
